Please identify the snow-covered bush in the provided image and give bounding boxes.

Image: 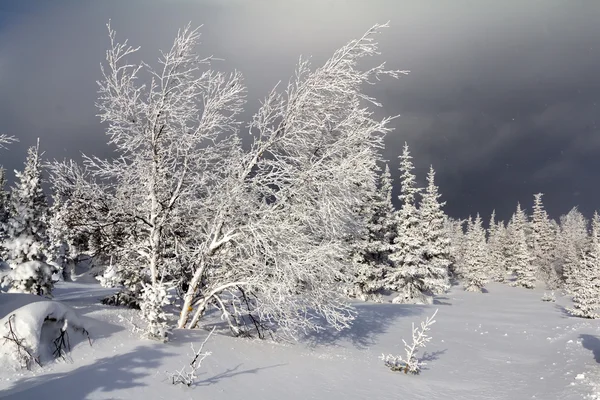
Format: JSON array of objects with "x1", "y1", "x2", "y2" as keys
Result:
[
  {"x1": 541, "y1": 291, "x2": 556, "y2": 302},
  {"x1": 0, "y1": 295, "x2": 91, "y2": 369},
  {"x1": 381, "y1": 308, "x2": 438, "y2": 374}
]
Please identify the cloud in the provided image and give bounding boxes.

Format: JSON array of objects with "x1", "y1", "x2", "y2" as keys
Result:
[{"x1": 0, "y1": 0, "x2": 599, "y2": 221}]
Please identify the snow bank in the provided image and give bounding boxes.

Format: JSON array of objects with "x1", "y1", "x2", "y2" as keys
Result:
[{"x1": 0, "y1": 294, "x2": 90, "y2": 369}]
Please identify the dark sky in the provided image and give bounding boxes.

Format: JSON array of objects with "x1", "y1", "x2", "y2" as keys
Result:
[{"x1": 0, "y1": 0, "x2": 599, "y2": 223}]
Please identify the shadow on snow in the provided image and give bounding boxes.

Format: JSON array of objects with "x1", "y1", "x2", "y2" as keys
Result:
[
  {"x1": 300, "y1": 302, "x2": 426, "y2": 349},
  {"x1": 0, "y1": 345, "x2": 174, "y2": 400},
  {"x1": 580, "y1": 334, "x2": 600, "y2": 363}
]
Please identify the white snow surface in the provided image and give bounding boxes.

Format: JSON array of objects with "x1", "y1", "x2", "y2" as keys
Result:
[{"x1": 0, "y1": 281, "x2": 599, "y2": 399}]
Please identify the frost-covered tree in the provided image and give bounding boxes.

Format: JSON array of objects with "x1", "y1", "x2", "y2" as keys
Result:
[
  {"x1": 0, "y1": 167, "x2": 11, "y2": 260},
  {"x1": 386, "y1": 143, "x2": 428, "y2": 304},
  {"x1": 461, "y1": 214, "x2": 488, "y2": 292},
  {"x1": 349, "y1": 164, "x2": 396, "y2": 301},
  {"x1": 2, "y1": 140, "x2": 53, "y2": 295},
  {"x1": 486, "y1": 211, "x2": 507, "y2": 282},
  {"x1": 507, "y1": 203, "x2": 535, "y2": 289},
  {"x1": 530, "y1": 193, "x2": 557, "y2": 287},
  {"x1": 50, "y1": 23, "x2": 406, "y2": 338},
  {"x1": 418, "y1": 165, "x2": 450, "y2": 295},
  {"x1": 567, "y1": 250, "x2": 600, "y2": 319},
  {"x1": 46, "y1": 195, "x2": 73, "y2": 281},
  {"x1": 443, "y1": 216, "x2": 466, "y2": 279},
  {"x1": 557, "y1": 207, "x2": 588, "y2": 292}
]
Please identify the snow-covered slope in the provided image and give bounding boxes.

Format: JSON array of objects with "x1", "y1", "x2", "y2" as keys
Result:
[{"x1": 0, "y1": 281, "x2": 598, "y2": 399}]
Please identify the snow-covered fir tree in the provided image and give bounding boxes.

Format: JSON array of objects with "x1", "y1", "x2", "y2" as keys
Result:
[
  {"x1": 486, "y1": 211, "x2": 507, "y2": 282},
  {"x1": 0, "y1": 167, "x2": 11, "y2": 260},
  {"x1": 507, "y1": 203, "x2": 536, "y2": 289},
  {"x1": 443, "y1": 216, "x2": 467, "y2": 280},
  {"x1": 386, "y1": 143, "x2": 429, "y2": 304},
  {"x1": 46, "y1": 194, "x2": 72, "y2": 281},
  {"x1": 349, "y1": 164, "x2": 396, "y2": 301},
  {"x1": 568, "y1": 249, "x2": 600, "y2": 318},
  {"x1": 461, "y1": 214, "x2": 488, "y2": 292},
  {"x1": 530, "y1": 193, "x2": 557, "y2": 287},
  {"x1": 418, "y1": 165, "x2": 450, "y2": 295},
  {"x1": 557, "y1": 207, "x2": 588, "y2": 292},
  {"x1": 2, "y1": 140, "x2": 54, "y2": 295}
]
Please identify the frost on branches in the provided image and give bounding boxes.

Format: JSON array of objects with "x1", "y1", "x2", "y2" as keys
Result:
[
  {"x1": 1, "y1": 140, "x2": 54, "y2": 296},
  {"x1": 381, "y1": 308, "x2": 438, "y2": 375},
  {"x1": 50, "y1": 22, "x2": 407, "y2": 339},
  {"x1": 461, "y1": 214, "x2": 488, "y2": 292},
  {"x1": 349, "y1": 164, "x2": 397, "y2": 302}
]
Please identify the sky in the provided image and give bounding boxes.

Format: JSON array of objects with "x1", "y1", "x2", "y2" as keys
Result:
[{"x1": 0, "y1": 0, "x2": 599, "y2": 223}]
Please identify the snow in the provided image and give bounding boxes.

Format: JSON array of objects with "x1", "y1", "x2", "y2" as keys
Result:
[{"x1": 0, "y1": 281, "x2": 599, "y2": 399}]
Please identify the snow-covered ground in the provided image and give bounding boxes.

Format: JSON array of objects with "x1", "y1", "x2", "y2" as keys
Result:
[{"x1": 1, "y1": 281, "x2": 599, "y2": 400}]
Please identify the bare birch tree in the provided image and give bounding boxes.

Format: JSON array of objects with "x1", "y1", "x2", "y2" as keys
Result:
[{"x1": 50, "y1": 22, "x2": 405, "y2": 339}]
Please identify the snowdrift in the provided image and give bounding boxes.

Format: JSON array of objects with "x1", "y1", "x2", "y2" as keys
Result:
[{"x1": 0, "y1": 293, "x2": 90, "y2": 369}]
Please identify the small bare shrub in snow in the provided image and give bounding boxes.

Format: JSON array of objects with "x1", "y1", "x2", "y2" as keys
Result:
[
  {"x1": 170, "y1": 327, "x2": 215, "y2": 386},
  {"x1": 541, "y1": 291, "x2": 556, "y2": 302},
  {"x1": 380, "y1": 308, "x2": 438, "y2": 375}
]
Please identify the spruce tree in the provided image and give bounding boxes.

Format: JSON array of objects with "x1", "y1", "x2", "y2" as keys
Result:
[
  {"x1": 0, "y1": 167, "x2": 10, "y2": 260},
  {"x1": 530, "y1": 193, "x2": 557, "y2": 287},
  {"x1": 2, "y1": 140, "x2": 54, "y2": 295},
  {"x1": 486, "y1": 211, "x2": 507, "y2": 282},
  {"x1": 568, "y1": 250, "x2": 600, "y2": 318},
  {"x1": 387, "y1": 143, "x2": 427, "y2": 304},
  {"x1": 557, "y1": 207, "x2": 588, "y2": 292},
  {"x1": 508, "y1": 203, "x2": 536, "y2": 289},
  {"x1": 46, "y1": 194, "x2": 72, "y2": 281},
  {"x1": 418, "y1": 166, "x2": 450, "y2": 295},
  {"x1": 461, "y1": 214, "x2": 488, "y2": 292},
  {"x1": 349, "y1": 165, "x2": 397, "y2": 301}
]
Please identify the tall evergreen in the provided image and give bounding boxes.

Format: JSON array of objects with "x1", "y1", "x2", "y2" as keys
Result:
[
  {"x1": 387, "y1": 143, "x2": 427, "y2": 303},
  {"x1": 349, "y1": 164, "x2": 397, "y2": 301},
  {"x1": 418, "y1": 165, "x2": 450, "y2": 295},
  {"x1": 0, "y1": 167, "x2": 10, "y2": 260},
  {"x1": 2, "y1": 140, "x2": 54, "y2": 295},
  {"x1": 461, "y1": 214, "x2": 488, "y2": 292},
  {"x1": 530, "y1": 193, "x2": 557, "y2": 287},
  {"x1": 508, "y1": 203, "x2": 536, "y2": 289},
  {"x1": 487, "y1": 210, "x2": 507, "y2": 282}
]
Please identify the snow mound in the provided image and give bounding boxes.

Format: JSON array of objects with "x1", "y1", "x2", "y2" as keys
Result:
[{"x1": 0, "y1": 294, "x2": 90, "y2": 370}]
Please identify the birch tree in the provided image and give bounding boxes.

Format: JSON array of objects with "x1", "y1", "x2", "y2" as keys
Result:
[{"x1": 50, "y1": 22, "x2": 406, "y2": 339}]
